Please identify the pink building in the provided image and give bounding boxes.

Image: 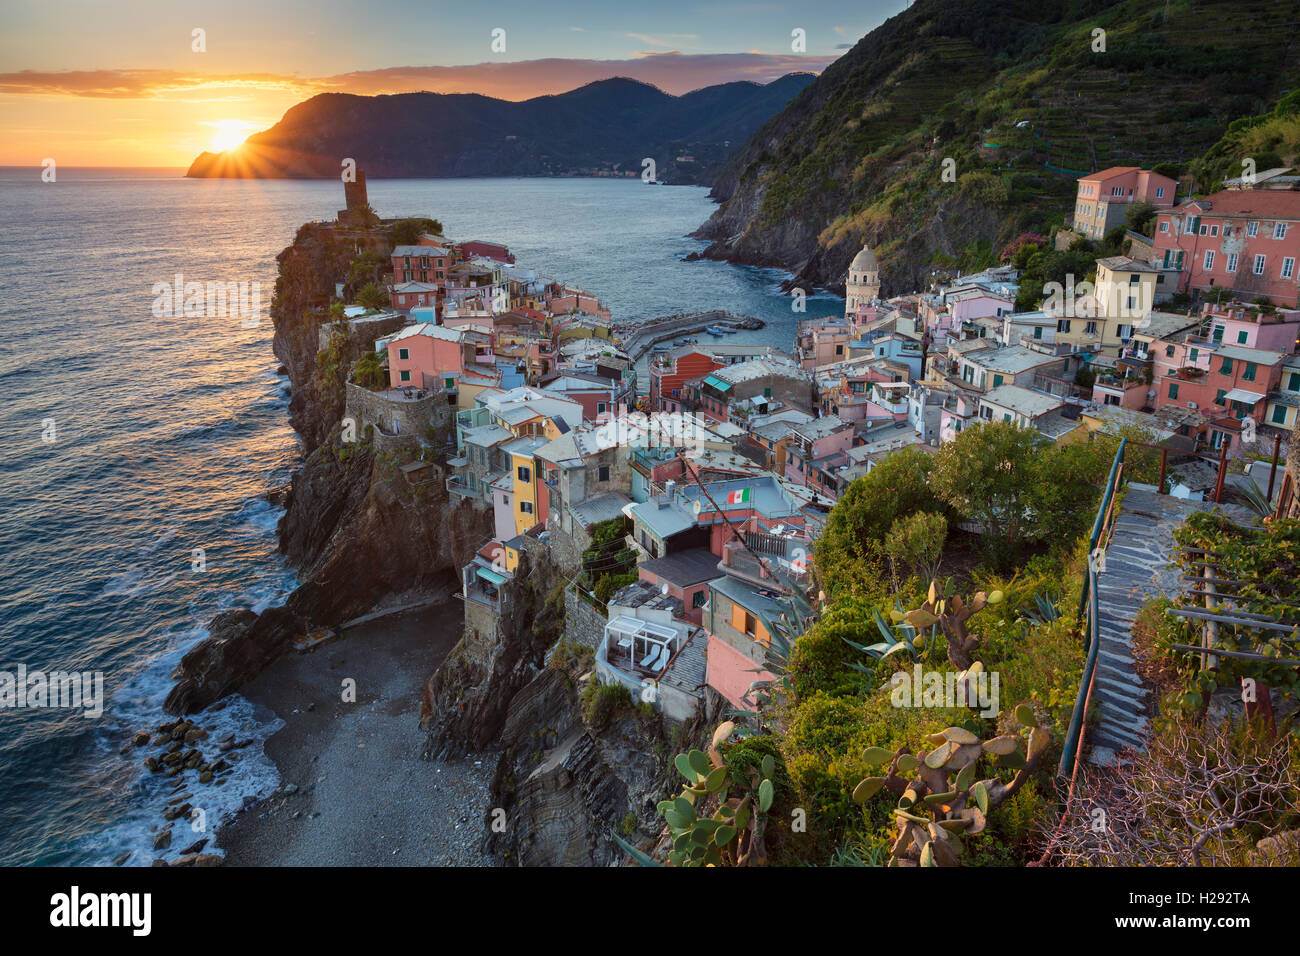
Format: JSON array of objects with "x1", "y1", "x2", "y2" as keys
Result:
[
  {"x1": 1152, "y1": 191, "x2": 1300, "y2": 307},
  {"x1": 391, "y1": 244, "x2": 450, "y2": 286},
  {"x1": 386, "y1": 323, "x2": 472, "y2": 389},
  {"x1": 782, "y1": 415, "x2": 853, "y2": 491},
  {"x1": 458, "y1": 240, "x2": 514, "y2": 264},
  {"x1": 1074, "y1": 167, "x2": 1177, "y2": 240},
  {"x1": 1199, "y1": 301, "x2": 1300, "y2": 353}
]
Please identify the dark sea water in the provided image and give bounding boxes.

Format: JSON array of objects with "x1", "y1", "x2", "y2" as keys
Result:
[{"x1": 0, "y1": 168, "x2": 841, "y2": 865}]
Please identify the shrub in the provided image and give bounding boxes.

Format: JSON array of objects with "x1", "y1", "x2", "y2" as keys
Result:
[{"x1": 580, "y1": 680, "x2": 632, "y2": 729}]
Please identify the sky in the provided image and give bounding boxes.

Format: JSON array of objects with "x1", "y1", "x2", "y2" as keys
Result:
[{"x1": 0, "y1": 0, "x2": 908, "y2": 166}]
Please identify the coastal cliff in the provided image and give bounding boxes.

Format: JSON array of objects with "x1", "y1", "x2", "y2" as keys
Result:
[
  {"x1": 693, "y1": 0, "x2": 1300, "y2": 295},
  {"x1": 165, "y1": 220, "x2": 491, "y2": 715}
]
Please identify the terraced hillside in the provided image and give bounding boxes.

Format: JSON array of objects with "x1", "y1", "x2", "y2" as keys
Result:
[{"x1": 695, "y1": 0, "x2": 1300, "y2": 295}]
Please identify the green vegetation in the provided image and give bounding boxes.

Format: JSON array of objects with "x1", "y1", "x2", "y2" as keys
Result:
[
  {"x1": 388, "y1": 217, "x2": 445, "y2": 247},
  {"x1": 356, "y1": 281, "x2": 389, "y2": 311},
  {"x1": 576, "y1": 517, "x2": 637, "y2": 608},
  {"x1": 580, "y1": 680, "x2": 633, "y2": 729},
  {"x1": 717, "y1": 0, "x2": 1299, "y2": 290}
]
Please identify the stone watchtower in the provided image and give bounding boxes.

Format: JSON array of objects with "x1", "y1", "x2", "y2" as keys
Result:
[
  {"x1": 845, "y1": 244, "x2": 881, "y2": 317},
  {"x1": 338, "y1": 170, "x2": 369, "y2": 224}
]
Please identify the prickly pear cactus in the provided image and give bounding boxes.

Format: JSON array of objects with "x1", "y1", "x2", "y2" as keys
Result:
[
  {"x1": 656, "y1": 722, "x2": 777, "y2": 867},
  {"x1": 900, "y1": 579, "x2": 1004, "y2": 669},
  {"x1": 851, "y1": 703, "x2": 1048, "y2": 867}
]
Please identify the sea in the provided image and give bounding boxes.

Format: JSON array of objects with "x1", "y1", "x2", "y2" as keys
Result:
[{"x1": 0, "y1": 168, "x2": 842, "y2": 865}]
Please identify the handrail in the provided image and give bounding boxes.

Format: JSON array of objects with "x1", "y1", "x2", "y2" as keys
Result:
[{"x1": 1060, "y1": 438, "x2": 1126, "y2": 777}]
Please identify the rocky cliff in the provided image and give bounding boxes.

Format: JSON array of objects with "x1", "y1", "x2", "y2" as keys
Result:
[
  {"x1": 165, "y1": 220, "x2": 492, "y2": 714},
  {"x1": 694, "y1": 0, "x2": 1300, "y2": 295}
]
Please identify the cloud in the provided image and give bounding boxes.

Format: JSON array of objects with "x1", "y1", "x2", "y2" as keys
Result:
[{"x1": 0, "y1": 52, "x2": 838, "y2": 101}]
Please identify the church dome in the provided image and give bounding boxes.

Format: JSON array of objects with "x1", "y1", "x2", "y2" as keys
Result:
[{"x1": 849, "y1": 245, "x2": 878, "y2": 275}]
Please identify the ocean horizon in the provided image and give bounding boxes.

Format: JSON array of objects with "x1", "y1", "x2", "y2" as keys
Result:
[{"x1": 0, "y1": 169, "x2": 842, "y2": 865}]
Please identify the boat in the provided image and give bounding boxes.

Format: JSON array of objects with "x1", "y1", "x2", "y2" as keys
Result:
[{"x1": 705, "y1": 325, "x2": 735, "y2": 335}]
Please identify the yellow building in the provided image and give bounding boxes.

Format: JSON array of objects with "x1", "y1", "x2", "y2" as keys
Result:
[{"x1": 1094, "y1": 256, "x2": 1158, "y2": 348}]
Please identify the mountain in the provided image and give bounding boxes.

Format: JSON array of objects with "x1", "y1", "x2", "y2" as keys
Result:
[
  {"x1": 693, "y1": 0, "x2": 1300, "y2": 295},
  {"x1": 185, "y1": 74, "x2": 816, "y2": 185}
]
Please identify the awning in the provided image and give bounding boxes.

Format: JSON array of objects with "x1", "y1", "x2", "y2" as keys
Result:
[
  {"x1": 703, "y1": 375, "x2": 733, "y2": 392},
  {"x1": 1223, "y1": 388, "x2": 1265, "y2": 405},
  {"x1": 475, "y1": 566, "x2": 507, "y2": 585}
]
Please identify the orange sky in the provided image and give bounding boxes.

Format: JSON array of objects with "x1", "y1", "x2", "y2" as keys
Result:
[{"x1": 0, "y1": 0, "x2": 896, "y2": 166}]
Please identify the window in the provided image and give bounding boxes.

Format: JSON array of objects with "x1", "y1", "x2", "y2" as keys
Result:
[
  {"x1": 1253, "y1": 254, "x2": 1267, "y2": 275},
  {"x1": 1214, "y1": 389, "x2": 1227, "y2": 405},
  {"x1": 1273, "y1": 405, "x2": 1289, "y2": 425},
  {"x1": 598, "y1": 465, "x2": 610, "y2": 482},
  {"x1": 1203, "y1": 250, "x2": 1215, "y2": 271},
  {"x1": 1226, "y1": 253, "x2": 1238, "y2": 273},
  {"x1": 596, "y1": 401, "x2": 607, "y2": 414},
  {"x1": 1165, "y1": 344, "x2": 1176, "y2": 357},
  {"x1": 1289, "y1": 372, "x2": 1300, "y2": 392},
  {"x1": 1220, "y1": 357, "x2": 1233, "y2": 375},
  {"x1": 1160, "y1": 221, "x2": 1169, "y2": 234},
  {"x1": 692, "y1": 590, "x2": 708, "y2": 609},
  {"x1": 519, "y1": 500, "x2": 534, "y2": 515},
  {"x1": 516, "y1": 465, "x2": 530, "y2": 483},
  {"x1": 399, "y1": 370, "x2": 411, "y2": 382},
  {"x1": 397, "y1": 347, "x2": 409, "y2": 360},
  {"x1": 1210, "y1": 225, "x2": 1219, "y2": 237},
  {"x1": 1156, "y1": 187, "x2": 1165, "y2": 198},
  {"x1": 1283, "y1": 258, "x2": 1296, "y2": 280},
  {"x1": 1275, "y1": 222, "x2": 1288, "y2": 240},
  {"x1": 1168, "y1": 382, "x2": 1179, "y2": 400},
  {"x1": 1117, "y1": 324, "x2": 1133, "y2": 339},
  {"x1": 1243, "y1": 362, "x2": 1257, "y2": 382},
  {"x1": 1033, "y1": 326, "x2": 1043, "y2": 340},
  {"x1": 1057, "y1": 319, "x2": 1071, "y2": 333},
  {"x1": 993, "y1": 374, "x2": 1004, "y2": 387},
  {"x1": 1247, "y1": 221, "x2": 1259, "y2": 237},
  {"x1": 743, "y1": 611, "x2": 757, "y2": 637},
  {"x1": 444, "y1": 377, "x2": 455, "y2": 389},
  {"x1": 1237, "y1": 330, "x2": 1249, "y2": 345},
  {"x1": 1189, "y1": 348, "x2": 1199, "y2": 362},
  {"x1": 1199, "y1": 225, "x2": 1208, "y2": 236},
  {"x1": 1212, "y1": 325, "x2": 1225, "y2": 343},
  {"x1": 1085, "y1": 321, "x2": 1099, "y2": 335}
]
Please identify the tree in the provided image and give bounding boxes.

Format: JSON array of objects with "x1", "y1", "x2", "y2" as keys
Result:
[
  {"x1": 817, "y1": 447, "x2": 940, "y2": 596},
  {"x1": 356, "y1": 282, "x2": 389, "y2": 311},
  {"x1": 931, "y1": 421, "x2": 1041, "y2": 564},
  {"x1": 389, "y1": 217, "x2": 444, "y2": 247},
  {"x1": 1124, "y1": 200, "x2": 1157, "y2": 236},
  {"x1": 884, "y1": 512, "x2": 947, "y2": 586},
  {"x1": 351, "y1": 350, "x2": 386, "y2": 390}
]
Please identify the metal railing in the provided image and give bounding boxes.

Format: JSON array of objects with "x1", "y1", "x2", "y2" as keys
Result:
[{"x1": 1059, "y1": 438, "x2": 1126, "y2": 778}]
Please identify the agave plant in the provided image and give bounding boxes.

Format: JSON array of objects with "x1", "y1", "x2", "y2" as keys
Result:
[
  {"x1": 851, "y1": 704, "x2": 1049, "y2": 867},
  {"x1": 1237, "y1": 475, "x2": 1273, "y2": 518},
  {"x1": 1019, "y1": 591, "x2": 1061, "y2": 626},
  {"x1": 841, "y1": 604, "x2": 931, "y2": 673}
]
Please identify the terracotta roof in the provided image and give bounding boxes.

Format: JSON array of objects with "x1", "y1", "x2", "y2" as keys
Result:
[{"x1": 1174, "y1": 190, "x2": 1300, "y2": 220}]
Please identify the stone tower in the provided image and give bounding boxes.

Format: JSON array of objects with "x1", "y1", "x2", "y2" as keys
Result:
[
  {"x1": 339, "y1": 170, "x2": 369, "y2": 223},
  {"x1": 845, "y1": 244, "x2": 881, "y2": 317}
]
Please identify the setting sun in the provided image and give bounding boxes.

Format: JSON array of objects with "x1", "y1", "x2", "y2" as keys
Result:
[{"x1": 205, "y1": 119, "x2": 260, "y2": 153}]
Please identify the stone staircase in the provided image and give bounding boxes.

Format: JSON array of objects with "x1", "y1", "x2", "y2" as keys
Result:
[{"x1": 1088, "y1": 486, "x2": 1257, "y2": 765}]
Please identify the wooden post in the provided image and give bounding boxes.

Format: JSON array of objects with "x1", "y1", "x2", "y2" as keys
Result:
[
  {"x1": 1213, "y1": 440, "x2": 1228, "y2": 503},
  {"x1": 1266, "y1": 432, "x2": 1282, "y2": 503}
]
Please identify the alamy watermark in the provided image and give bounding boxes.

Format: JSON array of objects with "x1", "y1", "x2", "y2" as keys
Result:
[
  {"x1": 1, "y1": 664, "x2": 104, "y2": 717},
  {"x1": 890, "y1": 664, "x2": 1000, "y2": 717},
  {"x1": 151, "y1": 273, "x2": 263, "y2": 327}
]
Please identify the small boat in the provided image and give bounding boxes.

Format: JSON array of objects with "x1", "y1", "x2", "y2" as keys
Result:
[{"x1": 705, "y1": 325, "x2": 735, "y2": 335}]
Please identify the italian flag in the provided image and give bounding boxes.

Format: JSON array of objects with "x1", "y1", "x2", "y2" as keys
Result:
[{"x1": 725, "y1": 488, "x2": 751, "y2": 505}]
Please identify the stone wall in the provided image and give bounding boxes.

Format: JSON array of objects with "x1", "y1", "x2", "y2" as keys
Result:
[
  {"x1": 344, "y1": 381, "x2": 453, "y2": 454},
  {"x1": 563, "y1": 583, "x2": 607, "y2": 651}
]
